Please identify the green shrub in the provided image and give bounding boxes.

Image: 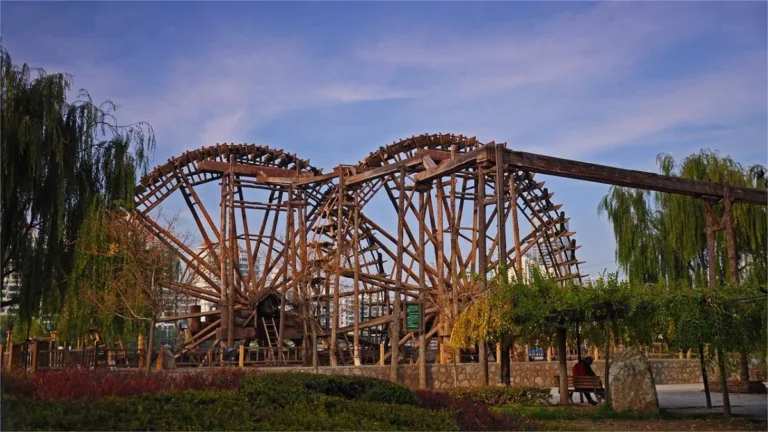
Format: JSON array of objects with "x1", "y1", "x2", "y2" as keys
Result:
[
  {"x1": 2, "y1": 372, "x2": 457, "y2": 431},
  {"x1": 358, "y1": 381, "x2": 419, "y2": 405},
  {"x1": 448, "y1": 386, "x2": 551, "y2": 406}
]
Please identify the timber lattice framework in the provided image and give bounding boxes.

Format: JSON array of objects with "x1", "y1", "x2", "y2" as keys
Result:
[{"x1": 132, "y1": 133, "x2": 767, "y2": 369}]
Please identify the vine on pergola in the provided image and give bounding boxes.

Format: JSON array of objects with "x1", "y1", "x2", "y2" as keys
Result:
[
  {"x1": 451, "y1": 269, "x2": 662, "y2": 351},
  {"x1": 452, "y1": 269, "x2": 766, "y2": 381}
]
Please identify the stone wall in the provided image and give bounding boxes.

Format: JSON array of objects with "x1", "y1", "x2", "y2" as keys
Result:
[{"x1": 258, "y1": 359, "x2": 710, "y2": 390}]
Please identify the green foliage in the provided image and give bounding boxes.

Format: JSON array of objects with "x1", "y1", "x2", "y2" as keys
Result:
[
  {"x1": 0, "y1": 316, "x2": 50, "y2": 342},
  {"x1": 454, "y1": 269, "x2": 663, "y2": 349},
  {"x1": 661, "y1": 283, "x2": 767, "y2": 361},
  {"x1": 0, "y1": 46, "x2": 154, "y2": 324},
  {"x1": 598, "y1": 149, "x2": 767, "y2": 287},
  {"x1": 58, "y1": 205, "x2": 186, "y2": 344},
  {"x1": 452, "y1": 264, "x2": 765, "y2": 371},
  {"x1": 1, "y1": 373, "x2": 457, "y2": 431},
  {"x1": 447, "y1": 386, "x2": 551, "y2": 406}
]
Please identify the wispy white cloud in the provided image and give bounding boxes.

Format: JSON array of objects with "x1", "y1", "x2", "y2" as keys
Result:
[{"x1": 9, "y1": 1, "x2": 763, "y2": 165}]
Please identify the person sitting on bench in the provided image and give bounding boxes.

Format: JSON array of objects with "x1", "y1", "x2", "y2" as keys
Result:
[{"x1": 572, "y1": 355, "x2": 598, "y2": 405}]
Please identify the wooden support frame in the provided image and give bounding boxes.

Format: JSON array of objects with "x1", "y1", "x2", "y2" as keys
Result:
[{"x1": 131, "y1": 134, "x2": 766, "y2": 368}]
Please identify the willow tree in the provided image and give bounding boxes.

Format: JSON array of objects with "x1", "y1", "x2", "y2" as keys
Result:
[
  {"x1": 59, "y1": 205, "x2": 193, "y2": 371},
  {"x1": 0, "y1": 46, "x2": 154, "y2": 324},
  {"x1": 598, "y1": 149, "x2": 767, "y2": 380}
]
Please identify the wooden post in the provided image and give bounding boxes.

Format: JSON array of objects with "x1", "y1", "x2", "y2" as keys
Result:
[
  {"x1": 546, "y1": 347, "x2": 552, "y2": 362},
  {"x1": 312, "y1": 325, "x2": 319, "y2": 371},
  {"x1": 686, "y1": 349, "x2": 692, "y2": 360},
  {"x1": 495, "y1": 146, "x2": 511, "y2": 386},
  {"x1": 137, "y1": 333, "x2": 145, "y2": 370},
  {"x1": 418, "y1": 190, "x2": 427, "y2": 389},
  {"x1": 391, "y1": 167, "x2": 405, "y2": 382},
  {"x1": 436, "y1": 178, "x2": 448, "y2": 365},
  {"x1": 331, "y1": 171, "x2": 344, "y2": 367},
  {"x1": 353, "y1": 190, "x2": 361, "y2": 366},
  {"x1": 380, "y1": 343, "x2": 385, "y2": 366},
  {"x1": 30, "y1": 340, "x2": 39, "y2": 374},
  {"x1": 593, "y1": 346, "x2": 599, "y2": 360},
  {"x1": 239, "y1": 344, "x2": 245, "y2": 368},
  {"x1": 278, "y1": 185, "x2": 292, "y2": 362},
  {"x1": 678, "y1": 351, "x2": 684, "y2": 360},
  {"x1": 50, "y1": 331, "x2": 57, "y2": 369},
  {"x1": 477, "y1": 165, "x2": 488, "y2": 386},
  {"x1": 556, "y1": 327, "x2": 569, "y2": 404},
  {"x1": 155, "y1": 344, "x2": 164, "y2": 371},
  {"x1": 706, "y1": 204, "x2": 727, "y2": 416},
  {"x1": 219, "y1": 159, "x2": 230, "y2": 348},
  {"x1": 449, "y1": 145, "x2": 459, "y2": 365},
  {"x1": 509, "y1": 174, "x2": 523, "y2": 277},
  {"x1": 227, "y1": 155, "x2": 236, "y2": 348},
  {"x1": 722, "y1": 186, "x2": 751, "y2": 382}
]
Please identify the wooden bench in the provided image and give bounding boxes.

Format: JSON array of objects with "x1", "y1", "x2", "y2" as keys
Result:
[{"x1": 554, "y1": 375, "x2": 605, "y2": 404}]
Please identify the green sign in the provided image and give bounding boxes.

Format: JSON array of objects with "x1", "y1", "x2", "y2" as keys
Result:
[{"x1": 404, "y1": 303, "x2": 423, "y2": 332}]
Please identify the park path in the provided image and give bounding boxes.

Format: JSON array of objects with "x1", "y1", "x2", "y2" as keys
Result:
[{"x1": 550, "y1": 383, "x2": 768, "y2": 420}]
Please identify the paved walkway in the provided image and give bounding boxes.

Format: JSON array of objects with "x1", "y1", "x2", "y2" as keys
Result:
[{"x1": 550, "y1": 383, "x2": 768, "y2": 420}]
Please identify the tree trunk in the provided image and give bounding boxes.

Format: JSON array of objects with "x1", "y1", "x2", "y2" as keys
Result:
[
  {"x1": 144, "y1": 317, "x2": 156, "y2": 373},
  {"x1": 479, "y1": 340, "x2": 488, "y2": 386},
  {"x1": 501, "y1": 335, "x2": 511, "y2": 386},
  {"x1": 556, "y1": 327, "x2": 569, "y2": 404},
  {"x1": 604, "y1": 325, "x2": 611, "y2": 407},
  {"x1": 699, "y1": 344, "x2": 712, "y2": 409},
  {"x1": 739, "y1": 352, "x2": 750, "y2": 381},
  {"x1": 717, "y1": 347, "x2": 731, "y2": 419}
]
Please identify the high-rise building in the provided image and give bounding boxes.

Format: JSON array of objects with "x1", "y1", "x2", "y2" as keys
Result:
[
  {"x1": 190, "y1": 244, "x2": 255, "y2": 321},
  {"x1": 1, "y1": 273, "x2": 21, "y2": 317}
]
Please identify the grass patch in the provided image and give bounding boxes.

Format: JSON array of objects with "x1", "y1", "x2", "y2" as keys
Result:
[{"x1": 499, "y1": 403, "x2": 671, "y2": 421}]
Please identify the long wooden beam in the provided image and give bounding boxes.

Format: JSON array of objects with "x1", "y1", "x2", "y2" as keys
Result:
[
  {"x1": 414, "y1": 144, "x2": 766, "y2": 205},
  {"x1": 498, "y1": 147, "x2": 767, "y2": 205}
]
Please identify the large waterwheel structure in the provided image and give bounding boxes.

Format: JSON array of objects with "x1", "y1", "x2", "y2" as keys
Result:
[{"x1": 131, "y1": 133, "x2": 587, "y2": 367}]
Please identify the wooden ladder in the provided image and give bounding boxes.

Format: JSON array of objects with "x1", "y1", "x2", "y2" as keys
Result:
[{"x1": 262, "y1": 317, "x2": 280, "y2": 362}]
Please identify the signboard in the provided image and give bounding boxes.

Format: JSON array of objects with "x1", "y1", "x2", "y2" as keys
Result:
[{"x1": 404, "y1": 302, "x2": 424, "y2": 333}]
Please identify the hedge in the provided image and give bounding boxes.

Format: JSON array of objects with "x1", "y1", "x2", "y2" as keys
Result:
[
  {"x1": 447, "y1": 386, "x2": 552, "y2": 406},
  {"x1": 1, "y1": 372, "x2": 457, "y2": 431}
]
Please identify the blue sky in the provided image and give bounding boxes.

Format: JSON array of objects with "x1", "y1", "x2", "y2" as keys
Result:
[{"x1": 4, "y1": 1, "x2": 767, "y2": 276}]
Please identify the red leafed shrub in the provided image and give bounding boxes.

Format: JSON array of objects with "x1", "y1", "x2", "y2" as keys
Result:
[
  {"x1": 415, "y1": 390, "x2": 523, "y2": 431},
  {"x1": 1, "y1": 368, "x2": 245, "y2": 400}
]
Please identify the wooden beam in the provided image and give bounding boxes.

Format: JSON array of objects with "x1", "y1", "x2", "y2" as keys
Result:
[
  {"x1": 198, "y1": 160, "x2": 315, "y2": 179},
  {"x1": 500, "y1": 147, "x2": 767, "y2": 205},
  {"x1": 414, "y1": 147, "x2": 488, "y2": 183},
  {"x1": 346, "y1": 150, "x2": 452, "y2": 186}
]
